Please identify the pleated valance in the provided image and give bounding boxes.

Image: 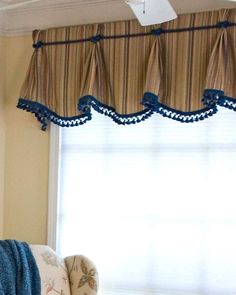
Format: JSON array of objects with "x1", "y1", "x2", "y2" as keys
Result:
[{"x1": 17, "y1": 8, "x2": 236, "y2": 130}]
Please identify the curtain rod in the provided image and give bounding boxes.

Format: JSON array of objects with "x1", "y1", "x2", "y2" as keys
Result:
[{"x1": 33, "y1": 20, "x2": 236, "y2": 49}]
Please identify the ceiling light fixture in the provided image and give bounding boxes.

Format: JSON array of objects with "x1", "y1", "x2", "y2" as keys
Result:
[{"x1": 125, "y1": 0, "x2": 177, "y2": 26}]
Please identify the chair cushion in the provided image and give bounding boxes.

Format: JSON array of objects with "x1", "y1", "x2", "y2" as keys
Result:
[
  {"x1": 30, "y1": 245, "x2": 71, "y2": 295},
  {"x1": 65, "y1": 255, "x2": 98, "y2": 295}
]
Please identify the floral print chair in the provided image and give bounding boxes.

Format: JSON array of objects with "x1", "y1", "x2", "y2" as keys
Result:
[{"x1": 30, "y1": 245, "x2": 98, "y2": 295}]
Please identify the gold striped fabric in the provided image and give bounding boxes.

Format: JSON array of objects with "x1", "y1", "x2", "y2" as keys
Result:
[{"x1": 20, "y1": 8, "x2": 236, "y2": 120}]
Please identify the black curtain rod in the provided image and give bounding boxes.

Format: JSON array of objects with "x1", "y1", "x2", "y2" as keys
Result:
[{"x1": 33, "y1": 20, "x2": 236, "y2": 49}]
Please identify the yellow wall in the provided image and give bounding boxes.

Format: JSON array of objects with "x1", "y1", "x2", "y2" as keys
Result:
[
  {"x1": 3, "y1": 35, "x2": 49, "y2": 244},
  {"x1": 0, "y1": 36, "x2": 6, "y2": 238}
]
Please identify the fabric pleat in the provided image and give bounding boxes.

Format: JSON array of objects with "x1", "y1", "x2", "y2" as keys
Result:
[
  {"x1": 144, "y1": 36, "x2": 163, "y2": 96},
  {"x1": 205, "y1": 10, "x2": 235, "y2": 94}
]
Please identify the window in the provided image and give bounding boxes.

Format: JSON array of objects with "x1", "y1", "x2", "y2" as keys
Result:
[{"x1": 53, "y1": 107, "x2": 236, "y2": 295}]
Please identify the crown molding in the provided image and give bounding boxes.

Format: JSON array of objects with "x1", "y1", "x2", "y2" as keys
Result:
[
  {"x1": 0, "y1": 12, "x2": 6, "y2": 35},
  {"x1": 0, "y1": 0, "x2": 133, "y2": 36},
  {"x1": 7, "y1": 0, "x2": 123, "y2": 15},
  {"x1": 0, "y1": 0, "x2": 236, "y2": 36}
]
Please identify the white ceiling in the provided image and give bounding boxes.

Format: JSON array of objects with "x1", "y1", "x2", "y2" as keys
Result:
[{"x1": 0, "y1": 0, "x2": 236, "y2": 36}]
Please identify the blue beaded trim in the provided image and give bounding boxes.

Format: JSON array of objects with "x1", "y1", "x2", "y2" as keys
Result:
[
  {"x1": 17, "y1": 98, "x2": 91, "y2": 131},
  {"x1": 17, "y1": 89, "x2": 236, "y2": 130},
  {"x1": 202, "y1": 89, "x2": 236, "y2": 113},
  {"x1": 78, "y1": 95, "x2": 154, "y2": 125},
  {"x1": 157, "y1": 102, "x2": 217, "y2": 122},
  {"x1": 217, "y1": 96, "x2": 236, "y2": 111},
  {"x1": 141, "y1": 91, "x2": 219, "y2": 123}
]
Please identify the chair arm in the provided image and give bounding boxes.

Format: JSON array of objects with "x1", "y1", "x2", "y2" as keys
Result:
[{"x1": 65, "y1": 255, "x2": 98, "y2": 295}]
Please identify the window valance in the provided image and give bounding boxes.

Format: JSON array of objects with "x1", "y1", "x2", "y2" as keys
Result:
[{"x1": 17, "y1": 9, "x2": 236, "y2": 130}]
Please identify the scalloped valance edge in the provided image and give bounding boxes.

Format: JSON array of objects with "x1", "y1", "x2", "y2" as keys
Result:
[{"x1": 17, "y1": 89, "x2": 236, "y2": 131}]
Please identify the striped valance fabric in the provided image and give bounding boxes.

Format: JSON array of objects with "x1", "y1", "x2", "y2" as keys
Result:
[{"x1": 17, "y1": 8, "x2": 236, "y2": 130}]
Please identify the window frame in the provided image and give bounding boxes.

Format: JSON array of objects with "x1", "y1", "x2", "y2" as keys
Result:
[{"x1": 47, "y1": 124, "x2": 61, "y2": 250}]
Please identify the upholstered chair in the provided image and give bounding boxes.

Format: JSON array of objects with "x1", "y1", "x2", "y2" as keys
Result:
[{"x1": 30, "y1": 245, "x2": 98, "y2": 295}]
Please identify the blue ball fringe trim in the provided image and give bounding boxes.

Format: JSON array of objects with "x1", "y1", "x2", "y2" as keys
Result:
[
  {"x1": 141, "y1": 91, "x2": 218, "y2": 123},
  {"x1": 217, "y1": 96, "x2": 236, "y2": 111},
  {"x1": 78, "y1": 95, "x2": 154, "y2": 125},
  {"x1": 202, "y1": 89, "x2": 236, "y2": 113},
  {"x1": 17, "y1": 98, "x2": 91, "y2": 131},
  {"x1": 156, "y1": 103, "x2": 217, "y2": 122},
  {"x1": 17, "y1": 89, "x2": 236, "y2": 130}
]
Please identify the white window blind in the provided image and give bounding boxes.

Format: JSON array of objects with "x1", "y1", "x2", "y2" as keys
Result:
[{"x1": 57, "y1": 107, "x2": 236, "y2": 295}]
